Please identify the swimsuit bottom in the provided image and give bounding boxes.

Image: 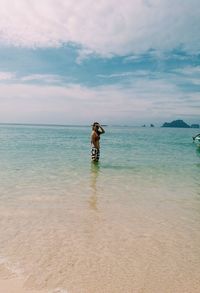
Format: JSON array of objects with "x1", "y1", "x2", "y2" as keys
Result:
[{"x1": 91, "y1": 147, "x2": 100, "y2": 161}]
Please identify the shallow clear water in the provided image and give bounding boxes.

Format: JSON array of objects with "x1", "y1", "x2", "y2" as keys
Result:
[
  {"x1": 1, "y1": 125, "x2": 199, "y2": 187},
  {"x1": 0, "y1": 124, "x2": 200, "y2": 293}
]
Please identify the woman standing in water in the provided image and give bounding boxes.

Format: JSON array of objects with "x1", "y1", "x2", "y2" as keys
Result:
[{"x1": 91, "y1": 122, "x2": 105, "y2": 162}]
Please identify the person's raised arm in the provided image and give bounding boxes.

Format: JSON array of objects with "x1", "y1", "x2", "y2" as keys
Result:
[
  {"x1": 193, "y1": 133, "x2": 200, "y2": 141},
  {"x1": 97, "y1": 123, "x2": 105, "y2": 134}
]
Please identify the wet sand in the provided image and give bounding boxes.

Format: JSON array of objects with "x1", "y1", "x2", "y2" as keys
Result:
[
  {"x1": 0, "y1": 278, "x2": 47, "y2": 293},
  {"x1": 1, "y1": 166, "x2": 200, "y2": 293},
  {"x1": 1, "y1": 184, "x2": 200, "y2": 293}
]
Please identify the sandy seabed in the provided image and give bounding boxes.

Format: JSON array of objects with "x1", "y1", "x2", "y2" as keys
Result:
[
  {"x1": 0, "y1": 278, "x2": 47, "y2": 293},
  {"x1": 1, "y1": 173, "x2": 200, "y2": 293}
]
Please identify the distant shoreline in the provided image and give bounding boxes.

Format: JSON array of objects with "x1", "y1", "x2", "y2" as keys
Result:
[
  {"x1": 0, "y1": 122, "x2": 91, "y2": 128},
  {"x1": 0, "y1": 122, "x2": 199, "y2": 129}
]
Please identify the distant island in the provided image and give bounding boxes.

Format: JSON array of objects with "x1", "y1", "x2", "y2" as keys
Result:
[
  {"x1": 141, "y1": 124, "x2": 154, "y2": 127},
  {"x1": 191, "y1": 124, "x2": 200, "y2": 128},
  {"x1": 162, "y1": 120, "x2": 191, "y2": 128}
]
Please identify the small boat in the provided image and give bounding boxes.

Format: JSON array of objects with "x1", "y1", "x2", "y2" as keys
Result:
[{"x1": 193, "y1": 134, "x2": 200, "y2": 146}]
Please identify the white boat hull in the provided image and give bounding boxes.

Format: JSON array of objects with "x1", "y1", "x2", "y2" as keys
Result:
[{"x1": 194, "y1": 137, "x2": 200, "y2": 146}]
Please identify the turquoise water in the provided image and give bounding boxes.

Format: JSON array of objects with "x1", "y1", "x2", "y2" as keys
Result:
[
  {"x1": 0, "y1": 124, "x2": 199, "y2": 194},
  {"x1": 0, "y1": 124, "x2": 200, "y2": 293}
]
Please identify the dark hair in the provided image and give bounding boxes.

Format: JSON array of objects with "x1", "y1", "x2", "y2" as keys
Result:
[
  {"x1": 92, "y1": 122, "x2": 98, "y2": 130},
  {"x1": 92, "y1": 122, "x2": 101, "y2": 135}
]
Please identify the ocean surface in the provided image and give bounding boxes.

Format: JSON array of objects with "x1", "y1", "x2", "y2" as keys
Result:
[{"x1": 0, "y1": 124, "x2": 200, "y2": 293}]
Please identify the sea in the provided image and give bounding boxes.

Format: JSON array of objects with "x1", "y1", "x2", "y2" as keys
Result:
[{"x1": 0, "y1": 124, "x2": 200, "y2": 293}]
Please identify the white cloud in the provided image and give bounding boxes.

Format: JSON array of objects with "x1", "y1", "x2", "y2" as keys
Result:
[
  {"x1": 0, "y1": 0, "x2": 199, "y2": 56},
  {"x1": 0, "y1": 76, "x2": 199, "y2": 124},
  {"x1": 0, "y1": 72, "x2": 71, "y2": 84},
  {"x1": 98, "y1": 72, "x2": 134, "y2": 79},
  {"x1": 21, "y1": 74, "x2": 63, "y2": 83},
  {"x1": 0, "y1": 71, "x2": 16, "y2": 80},
  {"x1": 173, "y1": 66, "x2": 200, "y2": 76},
  {"x1": 171, "y1": 66, "x2": 200, "y2": 86}
]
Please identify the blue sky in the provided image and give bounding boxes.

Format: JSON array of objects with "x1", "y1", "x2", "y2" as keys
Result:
[{"x1": 0, "y1": 0, "x2": 199, "y2": 125}]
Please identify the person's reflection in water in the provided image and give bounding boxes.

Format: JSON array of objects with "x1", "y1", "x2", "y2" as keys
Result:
[
  {"x1": 196, "y1": 148, "x2": 200, "y2": 169},
  {"x1": 89, "y1": 162, "x2": 100, "y2": 211}
]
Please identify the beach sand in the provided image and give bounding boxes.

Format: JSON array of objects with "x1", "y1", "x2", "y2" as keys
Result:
[
  {"x1": 0, "y1": 278, "x2": 47, "y2": 293},
  {"x1": 1, "y1": 185, "x2": 200, "y2": 293},
  {"x1": 0, "y1": 264, "x2": 47, "y2": 293}
]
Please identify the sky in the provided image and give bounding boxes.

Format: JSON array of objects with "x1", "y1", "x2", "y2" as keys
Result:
[{"x1": 0, "y1": 0, "x2": 200, "y2": 126}]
